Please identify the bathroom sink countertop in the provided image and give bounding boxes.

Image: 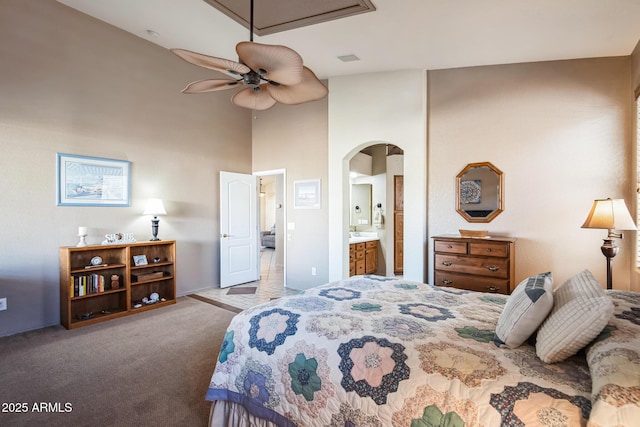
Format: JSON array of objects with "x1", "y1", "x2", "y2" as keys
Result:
[{"x1": 348, "y1": 232, "x2": 379, "y2": 244}]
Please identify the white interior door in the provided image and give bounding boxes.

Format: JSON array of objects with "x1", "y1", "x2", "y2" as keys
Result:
[{"x1": 220, "y1": 171, "x2": 259, "y2": 288}]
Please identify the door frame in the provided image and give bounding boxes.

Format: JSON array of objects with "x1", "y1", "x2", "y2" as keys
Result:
[{"x1": 254, "y1": 168, "x2": 287, "y2": 288}]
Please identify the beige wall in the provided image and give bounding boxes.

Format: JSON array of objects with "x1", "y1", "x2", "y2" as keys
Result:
[
  {"x1": 428, "y1": 57, "x2": 635, "y2": 290},
  {"x1": 0, "y1": 0, "x2": 251, "y2": 335},
  {"x1": 328, "y1": 70, "x2": 428, "y2": 283},
  {"x1": 252, "y1": 97, "x2": 329, "y2": 289}
]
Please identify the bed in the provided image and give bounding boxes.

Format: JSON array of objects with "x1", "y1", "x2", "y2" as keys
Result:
[{"x1": 206, "y1": 274, "x2": 640, "y2": 426}]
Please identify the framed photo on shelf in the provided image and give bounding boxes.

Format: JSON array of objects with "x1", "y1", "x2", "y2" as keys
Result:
[
  {"x1": 56, "y1": 153, "x2": 130, "y2": 206},
  {"x1": 132, "y1": 255, "x2": 148, "y2": 266},
  {"x1": 293, "y1": 179, "x2": 321, "y2": 209}
]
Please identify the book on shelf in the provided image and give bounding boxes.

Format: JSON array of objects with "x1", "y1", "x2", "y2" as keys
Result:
[{"x1": 70, "y1": 274, "x2": 110, "y2": 297}]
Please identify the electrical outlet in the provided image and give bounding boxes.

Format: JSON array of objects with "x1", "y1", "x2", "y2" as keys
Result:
[
  {"x1": 311, "y1": 267, "x2": 317, "y2": 276},
  {"x1": 0, "y1": 298, "x2": 6, "y2": 311}
]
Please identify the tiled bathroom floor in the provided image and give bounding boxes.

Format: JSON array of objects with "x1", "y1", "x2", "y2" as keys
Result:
[{"x1": 192, "y1": 248, "x2": 299, "y2": 312}]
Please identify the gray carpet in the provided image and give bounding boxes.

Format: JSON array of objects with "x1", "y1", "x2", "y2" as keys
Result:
[{"x1": 0, "y1": 296, "x2": 236, "y2": 427}]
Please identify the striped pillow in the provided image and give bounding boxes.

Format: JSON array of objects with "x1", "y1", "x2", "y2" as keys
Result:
[
  {"x1": 493, "y1": 272, "x2": 554, "y2": 348},
  {"x1": 536, "y1": 269, "x2": 614, "y2": 363}
]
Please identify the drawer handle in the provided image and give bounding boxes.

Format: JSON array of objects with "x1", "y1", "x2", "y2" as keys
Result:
[
  {"x1": 486, "y1": 265, "x2": 499, "y2": 272},
  {"x1": 442, "y1": 279, "x2": 453, "y2": 285},
  {"x1": 485, "y1": 248, "x2": 492, "y2": 252},
  {"x1": 447, "y1": 245, "x2": 453, "y2": 249},
  {"x1": 442, "y1": 261, "x2": 453, "y2": 266},
  {"x1": 487, "y1": 286, "x2": 499, "y2": 293}
]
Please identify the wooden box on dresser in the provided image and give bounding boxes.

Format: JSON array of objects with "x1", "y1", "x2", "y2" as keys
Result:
[
  {"x1": 432, "y1": 235, "x2": 516, "y2": 294},
  {"x1": 59, "y1": 240, "x2": 176, "y2": 329}
]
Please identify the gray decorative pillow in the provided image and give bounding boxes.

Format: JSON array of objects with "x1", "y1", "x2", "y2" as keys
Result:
[
  {"x1": 536, "y1": 269, "x2": 614, "y2": 363},
  {"x1": 493, "y1": 272, "x2": 554, "y2": 348}
]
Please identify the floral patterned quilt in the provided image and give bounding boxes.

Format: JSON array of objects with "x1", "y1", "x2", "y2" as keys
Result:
[{"x1": 206, "y1": 276, "x2": 640, "y2": 426}]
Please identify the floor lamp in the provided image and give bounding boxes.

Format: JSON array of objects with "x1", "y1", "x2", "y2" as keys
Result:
[{"x1": 581, "y1": 198, "x2": 636, "y2": 289}]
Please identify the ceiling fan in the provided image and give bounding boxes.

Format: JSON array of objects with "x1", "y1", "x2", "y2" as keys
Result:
[{"x1": 171, "y1": 0, "x2": 328, "y2": 110}]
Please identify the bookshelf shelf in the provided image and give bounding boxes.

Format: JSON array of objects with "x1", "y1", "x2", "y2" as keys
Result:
[{"x1": 60, "y1": 240, "x2": 176, "y2": 329}]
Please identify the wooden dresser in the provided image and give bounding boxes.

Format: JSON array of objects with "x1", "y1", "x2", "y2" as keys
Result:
[{"x1": 432, "y1": 235, "x2": 516, "y2": 294}]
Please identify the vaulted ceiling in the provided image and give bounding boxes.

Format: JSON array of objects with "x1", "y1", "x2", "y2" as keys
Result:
[{"x1": 58, "y1": 0, "x2": 640, "y2": 79}]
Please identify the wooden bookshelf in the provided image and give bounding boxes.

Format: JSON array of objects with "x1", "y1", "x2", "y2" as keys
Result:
[{"x1": 59, "y1": 240, "x2": 176, "y2": 329}]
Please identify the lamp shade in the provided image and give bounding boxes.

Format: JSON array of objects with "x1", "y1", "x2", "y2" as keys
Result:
[
  {"x1": 143, "y1": 198, "x2": 167, "y2": 216},
  {"x1": 581, "y1": 198, "x2": 636, "y2": 230}
]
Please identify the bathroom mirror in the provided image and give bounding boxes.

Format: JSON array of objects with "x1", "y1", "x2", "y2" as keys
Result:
[
  {"x1": 456, "y1": 162, "x2": 503, "y2": 223},
  {"x1": 350, "y1": 184, "x2": 372, "y2": 227}
]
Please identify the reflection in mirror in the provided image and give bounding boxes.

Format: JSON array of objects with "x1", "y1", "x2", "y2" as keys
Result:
[
  {"x1": 456, "y1": 162, "x2": 503, "y2": 223},
  {"x1": 350, "y1": 184, "x2": 372, "y2": 226}
]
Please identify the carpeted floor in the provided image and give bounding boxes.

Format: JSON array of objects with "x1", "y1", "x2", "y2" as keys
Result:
[{"x1": 0, "y1": 296, "x2": 236, "y2": 427}]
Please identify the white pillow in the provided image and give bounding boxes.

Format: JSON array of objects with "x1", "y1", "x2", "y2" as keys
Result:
[
  {"x1": 536, "y1": 269, "x2": 613, "y2": 363},
  {"x1": 493, "y1": 272, "x2": 554, "y2": 348}
]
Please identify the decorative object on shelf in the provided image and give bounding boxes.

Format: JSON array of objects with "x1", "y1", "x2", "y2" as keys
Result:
[
  {"x1": 110, "y1": 274, "x2": 120, "y2": 289},
  {"x1": 581, "y1": 198, "x2": 637, "y2": 289},
  {"x1": 77, "y1": 226, "x2": 88, "y2": 247},
  {"x1": 132, "y1": 271, "x2": 163, "y2": 282},
  {"x1": 458, "y1": 229, "x2": 489, "y2": 238},
  {"x1": 90, "y1": 256, "x2": 103, "y2": 266},
  {"x1": 101, "y1": 233, "x2": 136, "y2": 245},
  {"x1": 170, "y1": 0, "x2": 327, "y2": 111},
  {"x1": 153, "y1": 257, "x2": 161, "y2": 263},
  {"x1": 132, "y1": 254, "x2": 148, "y2": 266},
  {"x1": 56, "y1": 153, "x2": 130, "y2": 207},
  {"x1": 143, "y1": 292, "x2": 161, "y2": 305},
  {"x1": 143, "y1": 198, "x2": 167, "y2": 241}
]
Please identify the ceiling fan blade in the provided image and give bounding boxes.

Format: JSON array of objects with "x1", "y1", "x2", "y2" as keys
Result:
[
  {"x1": 231, "y1": 86, "x2": 277, "y2": 110},
  {"x1": 181, "y1": 79, "x2": 242, "y2": 94},
  {"x1": 265, "y1": 67, "x2": 328, "y2": 105},
  {"x1": 236, "y1": 42, "x2": 303, "y2": 86},
  {"x1": 170, "y1": 48, "x2": 250, "y2": 77}
]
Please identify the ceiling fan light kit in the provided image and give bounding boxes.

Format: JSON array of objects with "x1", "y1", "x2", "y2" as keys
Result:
[{"x1": 171, "y1": 0, "x2": 328, "y2": 110}]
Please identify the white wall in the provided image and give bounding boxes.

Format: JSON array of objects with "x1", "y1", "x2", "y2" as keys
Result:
[
  {"x1": 428, "y1": 57, "x2": 635, "y2": 290},
  {"x1": 328, "y1": 70, "x2": 427, "y2": 282}
]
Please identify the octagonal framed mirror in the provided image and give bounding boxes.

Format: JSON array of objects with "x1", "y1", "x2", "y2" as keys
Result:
[{"x1": 456, "y1": 162, "x2": 503, "y2": 223}]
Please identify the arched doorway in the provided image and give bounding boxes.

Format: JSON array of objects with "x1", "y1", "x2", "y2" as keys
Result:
[{"x1": 346, "y1": 143, "x2": 404, "y2": 276}]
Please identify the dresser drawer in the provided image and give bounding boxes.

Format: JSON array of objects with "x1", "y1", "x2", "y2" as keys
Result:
[
  {"x1": 468, "y1": 241, "x2": 509, "y2": 258},
  {"x1": 434, "y1": 254, "x2": 509, "y2": 279},
  {"x1": 434, "y1": 240, "x2": 467, "y2": 254},
  {"x1": 434, "y1": 271, "x2": 508, "y2": 294}
]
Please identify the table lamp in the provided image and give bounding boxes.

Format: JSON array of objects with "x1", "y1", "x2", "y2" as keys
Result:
[
  {"x1": 143, "y1": 198, "x2": 167, "y2": 241},
  {"x1": 581, "y1": 198, "x2": 636, "y2": 289}
]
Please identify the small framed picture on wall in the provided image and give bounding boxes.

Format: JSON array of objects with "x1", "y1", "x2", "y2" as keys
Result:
[{"x1": 293, "y1": 179, "x2": 321, "y2": 209}]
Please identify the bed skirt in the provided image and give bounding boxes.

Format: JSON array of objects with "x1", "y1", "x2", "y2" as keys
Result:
[{"x1": 209, "y1": 400, "x2": 277, "y2": 427}]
